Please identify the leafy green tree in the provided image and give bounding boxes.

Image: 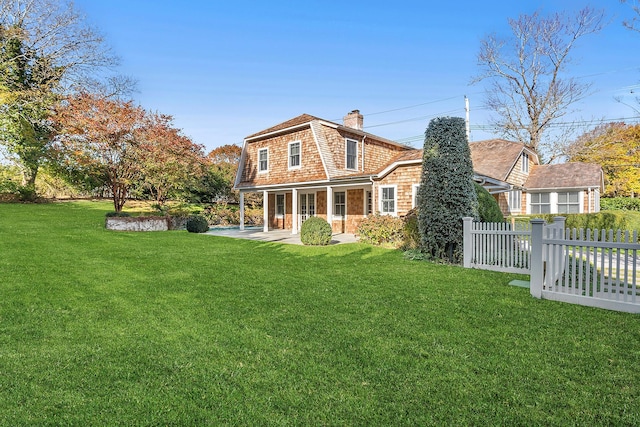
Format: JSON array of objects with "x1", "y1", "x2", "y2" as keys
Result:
[
  {"x1": 0, "y1": 27, "x2": 59, "y2": 198},
  {"x1": 418, "y1": 117, "x2": 478, "y2": 263},
  {"x1": 0, "y1": 0, "x2": 116, "y2": 197}
]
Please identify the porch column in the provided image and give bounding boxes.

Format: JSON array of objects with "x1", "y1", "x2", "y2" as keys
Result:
[
  {"x1": 292, "y1": 188, "x2": 298, "y2": 234},
  {"x1": 263, "y1": 190, "x2": 269, "y2": 232},
  {"x1": 239, "y1": 192, "x2": 245, "y2": 231},
  {"x1": 326, "y1": 186, "x2": 333, "y2": 225}
]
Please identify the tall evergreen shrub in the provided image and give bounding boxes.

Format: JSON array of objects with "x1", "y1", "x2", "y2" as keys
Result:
[
  {"x1": 417, "y1": 117, "x2": 478, "y2": 262},
  {"x1": 475, "y1": 183, "x2": 505, "y2": 222}
]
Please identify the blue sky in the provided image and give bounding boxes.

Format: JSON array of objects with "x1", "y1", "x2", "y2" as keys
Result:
[{"x1": 74, "y1": 0, "x2": 640, "y2": 152}]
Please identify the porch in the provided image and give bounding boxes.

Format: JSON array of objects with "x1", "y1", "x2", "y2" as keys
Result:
[{"x1": 238, "y1": 183, "x2": 374, "y2": 235}]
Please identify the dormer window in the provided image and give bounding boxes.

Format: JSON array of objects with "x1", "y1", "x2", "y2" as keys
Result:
[
  {"x1": 289, "y1": 141, "x2": 301, "y2": 169},
  {"x1": 521, "y1": 152, "x2": 529, "y2": 173},
  {"x1": 346, "y1": 139, "x2": 357, "y2": 170}
]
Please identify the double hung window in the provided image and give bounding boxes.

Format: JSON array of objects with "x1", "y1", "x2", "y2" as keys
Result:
[
  {"x1": 380, "y1": 186, "x2": 396, "y2": 215},
  {"x1": 334, "y1": 192, "x2": 346, "y2": 217},
  {"x1": 346, "y1": 139, "x2": 357, "y2": 170},
  {"x1": 258, "y1": 148, "x2": 268, "y2": 172},
  {"x1": 289, "y1": 141, "x2": 301, "y2": 169}
]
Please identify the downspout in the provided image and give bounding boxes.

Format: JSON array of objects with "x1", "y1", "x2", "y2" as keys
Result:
[
  {"x1": 361, "y1": 135, "x2": 366, "y2": 172},
  {"x1": 369, "y1": 174, "x2": 375, "y2": 215}
]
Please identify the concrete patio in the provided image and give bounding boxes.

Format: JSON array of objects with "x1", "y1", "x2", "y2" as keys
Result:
[{"x1": 205, "y1": 227, "x2": 358, "y2": 245}]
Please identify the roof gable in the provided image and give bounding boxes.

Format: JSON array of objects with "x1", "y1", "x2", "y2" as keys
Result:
[{"x1": 469, "y1": 139, "x2": 537, "y2": 181}]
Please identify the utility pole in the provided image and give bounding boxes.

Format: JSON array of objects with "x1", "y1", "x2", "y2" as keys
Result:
[{"x1": 465, "y1": 95, "x2": 470, "y2": 141}]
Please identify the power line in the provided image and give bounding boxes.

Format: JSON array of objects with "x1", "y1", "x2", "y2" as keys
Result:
[{"x1": 394, "y1": 116, "x2": 640, "y2": 146}]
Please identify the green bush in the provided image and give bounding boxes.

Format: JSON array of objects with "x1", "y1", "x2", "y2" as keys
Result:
[
  {"x1": 356, "y1": 214, "x2": 404, "y2": 247},
  {"x1": 186, "y1": 215, "x2": 210, "y2": 233},
  {"x1": 475, "y1": 183, "x2": 504, "y2": 222},
  {"x1": 601, "y1": 197, "x2": 640, "y2": 212},
  {"x1": 401, "y1": 208, "x2": 421, "y2": 250},
  {"x1": 526, "y1": 212, "x2": 628, "y2": 231},
  {"x1": 300, "y1": 216, "x2": 332, "y2": 245},
  {"x1": 105, "y1": 211, "x2": 132, "y2": 218}
]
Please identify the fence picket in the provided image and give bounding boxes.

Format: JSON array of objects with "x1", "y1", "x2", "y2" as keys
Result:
[{"x1": 462, "y1": 218, "x2": 639, "y2": 313}]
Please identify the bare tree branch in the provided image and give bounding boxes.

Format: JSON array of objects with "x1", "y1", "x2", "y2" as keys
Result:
[{"x1": 472, "y1": 7, "x2": 606, "y2": 161}]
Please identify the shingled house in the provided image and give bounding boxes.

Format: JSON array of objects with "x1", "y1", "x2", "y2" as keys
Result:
[{"x1": 234, "y1": 111, "x2": 604, "y2": 234}]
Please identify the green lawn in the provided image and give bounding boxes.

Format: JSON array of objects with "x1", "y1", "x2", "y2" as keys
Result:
[{"x1": 1, "y1": 201, "x2": 639, "y2": 425}]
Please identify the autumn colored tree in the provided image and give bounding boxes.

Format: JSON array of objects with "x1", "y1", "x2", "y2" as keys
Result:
[
  {"x1": 137, "y1": 113, "x2": 207, "y2": 206},
  {"x1": 204, "y1": 144, "x2": 241, "y2": 202},
  {"x1": 473, "y1": 7, "x2": 605, "y2": 161},
  {"x1": 52, "y1": 93, "x2": 146, "y2": 212},
  {"x1": 567, "y1": 122, "x2": 640, "y2": 197}
]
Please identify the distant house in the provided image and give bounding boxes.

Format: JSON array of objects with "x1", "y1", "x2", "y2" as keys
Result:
[
  {"x1": 470, "y1": 139, "x2": 604, "y2": 216},
  {"x1": 234, "y1": 111, "x2": 604, "y2": 234}
]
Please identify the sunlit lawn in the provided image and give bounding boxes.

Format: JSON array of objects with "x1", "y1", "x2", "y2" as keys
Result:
[{"x1": 0, "y1": 201, "x2": 639, "y2": 425}]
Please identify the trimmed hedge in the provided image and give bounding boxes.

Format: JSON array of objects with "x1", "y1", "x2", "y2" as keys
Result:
[
  {"x1": 601, "y1": 197, "x2": 640, "y2": 212},
  {"x1": 300, "y1": 216, "x2": 332, "y2": 245},
  {"x1": 525, "y1": 211, "x2": 628, "y2": 231}
]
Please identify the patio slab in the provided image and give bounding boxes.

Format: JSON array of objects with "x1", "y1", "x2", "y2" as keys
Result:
[{"x1": 205, "y1": 227, "x2": 358, "y2": 245}]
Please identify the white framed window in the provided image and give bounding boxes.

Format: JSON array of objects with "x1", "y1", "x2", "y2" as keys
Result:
[
  {"x1": 275, "y1": 193, "x2": 285, "y2": 217},
  {"x1": 557, "y1": 191, "x2": 580, "y2": 213},
  {"x1": 530, "y1": 192, "x2": 550, "y2": 214},
  {"x1": 288, "y1": 141, "x2": 301, "y2": 169},
  {"x1": 346, "y1": 139, "x2": 358, "y2": 170},
  {"x1": 412, "y1": 184, "x2": 420, "y2": 209},
  {"x1": 508, "y1": 189, "x2": 522, "y2": 212},
  {"x1": 521, "y1": 152, "x2": 529, "y2": 173},
  {"x1": 258, "y1": 148, "x2": 268, "y2": 173},
  {"x1": 380, "y1": 185, "x2": 397, "y2": 216},
  {"x1": 334, "y1": 191, "x2": 346, "y2": 218}
]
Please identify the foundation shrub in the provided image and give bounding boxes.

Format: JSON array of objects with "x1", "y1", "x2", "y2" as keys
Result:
[
  {"x1": 401, "y1": 208, "x2": 421, "y2": 250},
  {"x1": 356, "y1": 214, "x2": 404, "y2": 247},
  {"x1": 300, "y1": 216, "x2": 332, "y2": 246}
]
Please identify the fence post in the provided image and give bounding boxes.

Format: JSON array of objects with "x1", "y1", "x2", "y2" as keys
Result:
[
  {"x1": 530, "y1": 218, "x2": 546, "y2": 299},
  {"x1": 463, "y1": 217, "x2": 473, "y2": 268},
  {"x1": 553, "y1": 216, "x2": 566, "y2": 231}
]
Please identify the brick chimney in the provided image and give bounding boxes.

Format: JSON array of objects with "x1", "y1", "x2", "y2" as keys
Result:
[{"x1": 343, "y1": 110, "x2": 363, "y2": 131}]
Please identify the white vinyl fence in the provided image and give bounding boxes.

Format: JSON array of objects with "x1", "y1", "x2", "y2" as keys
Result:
[{"x1": 463, "y1": 217, "x2": 640, "y2": 314}]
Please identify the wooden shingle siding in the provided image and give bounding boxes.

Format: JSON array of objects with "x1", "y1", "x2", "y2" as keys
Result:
[
  {"x1": 506, "y1": 154, "x2": 530, "y2": 186},
  {"x1": 376, "y1": 164, "x2": 422, "y2": 216},
  {"x1": 239, "y1": 128, "x2": 326, "y2": 187}
]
